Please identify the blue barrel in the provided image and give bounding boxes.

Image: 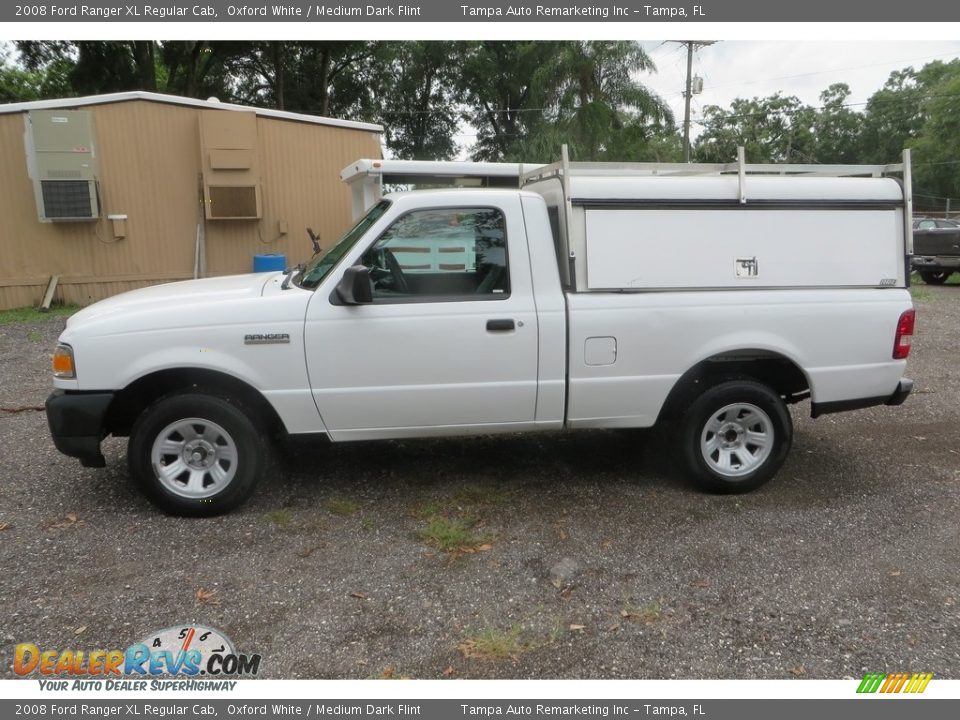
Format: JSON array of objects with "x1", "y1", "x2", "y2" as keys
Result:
[{"x1": 253, "y1": 253, "x2": 287, "y2": 273}]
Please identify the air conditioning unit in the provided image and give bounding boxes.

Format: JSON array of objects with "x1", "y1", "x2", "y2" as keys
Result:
[{"x1": 26, "y1": 110, "x2": 101, "y2": 222}]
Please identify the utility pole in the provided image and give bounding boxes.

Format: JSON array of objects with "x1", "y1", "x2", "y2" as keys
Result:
[{"x1": 674, "y1": 40, "x2": 716, "y2": 162}]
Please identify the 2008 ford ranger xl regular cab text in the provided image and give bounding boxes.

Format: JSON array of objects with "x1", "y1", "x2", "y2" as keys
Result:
[{"x1": 46, "y1": 154, "x2": 916, "y2": 515}]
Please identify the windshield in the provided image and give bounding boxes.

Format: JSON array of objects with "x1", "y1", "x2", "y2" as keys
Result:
[{"x1": 299, "y1": 200, "x2": 391, "y2": 289}]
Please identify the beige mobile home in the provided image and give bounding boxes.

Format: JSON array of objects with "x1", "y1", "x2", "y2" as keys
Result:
[{"x1": 0, "y1": 91, "x2": 382, "y2": 310}]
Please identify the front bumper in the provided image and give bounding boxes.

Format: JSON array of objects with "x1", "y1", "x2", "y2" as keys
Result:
[
  {"x1": 45, "y1": 390, "x2": 114, "y2": 468},
  {"x1": 810, "y1": 378, "x2": 914, "y2": 418}
]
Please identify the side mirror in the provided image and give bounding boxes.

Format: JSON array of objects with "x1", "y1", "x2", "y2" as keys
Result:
[{"x1": 336, "y1": 265, "x2": 373, "y2": 305}]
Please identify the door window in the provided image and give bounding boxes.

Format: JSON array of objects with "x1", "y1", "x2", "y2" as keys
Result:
[{"x1": 360, "y1": 207, "x2": 509, "y2": 301}]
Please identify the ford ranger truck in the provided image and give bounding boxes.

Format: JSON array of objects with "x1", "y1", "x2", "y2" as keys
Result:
[{"x1": 46, "y1": 157, "x2": 915, "y2": 515}]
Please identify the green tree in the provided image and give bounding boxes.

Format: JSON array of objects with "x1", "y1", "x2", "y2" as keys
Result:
[
  {"x1": 224, "y1": 41, "x2": 377, "y2": 115},
  {"x1": 372, "y1": 42, "x2": 464, "y2": 159},
  {"x1": 857, "y1": 68, "x2": 928, "y2": 164},
  {"x1": 15, "y1": 40, "x2": 234, "y2": 99},
  {"x1": 910, "y1": 68, "x2": 960, "y2": 209},
  {"x1": 17, "y1": 41, "x2": 157, "y2": 94},
  {"x1": 459, "y1": 41, "x2": 565, "y2": 161},
  {"x1": 546, "y1": 41, "x2": 674, "y2": 161},
  {"x1": 810, "y1": 83, "x2": 863, "y2": 163},
  {"x1": 0, "y1": 47, "x2": 72, "y2": 102},
  {"x1": 461, "y1": 41, "x2": 674, "y2": 162},
  {"x1": 694, "y1": 93, "x2": 815, "y2": 163}
]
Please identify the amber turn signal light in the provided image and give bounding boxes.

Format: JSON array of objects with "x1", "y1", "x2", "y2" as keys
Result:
[{"x1": 52, "y1": 344, "x2": 76, "y2": 378}]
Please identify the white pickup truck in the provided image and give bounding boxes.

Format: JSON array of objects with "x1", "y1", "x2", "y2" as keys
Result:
[{"x1": 46, "y1": 154, "x2": 916, "y2": 515}]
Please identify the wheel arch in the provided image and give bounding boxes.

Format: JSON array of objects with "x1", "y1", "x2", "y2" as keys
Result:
[
  {"x1": 104, "y1": 367, "x2": 287, "y2": 439},
  {"x1": 656, "y1": 349, "x2": 811, "y2": 424}
]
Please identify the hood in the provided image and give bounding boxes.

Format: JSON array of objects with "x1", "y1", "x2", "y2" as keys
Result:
[{"x1": 67, "y1": 273, "x2": 281, "y2": 327}]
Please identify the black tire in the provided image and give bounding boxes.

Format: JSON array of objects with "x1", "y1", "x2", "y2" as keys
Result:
[
  {"x1": 128, "y1": 392, "x2": 267, "y2": 516},
  {"x1": 677, "y1": 379, "x2": 792, "y2": 494},
  {"x1": 919, "y1": 270, "x2": 951, "y2": 285}
]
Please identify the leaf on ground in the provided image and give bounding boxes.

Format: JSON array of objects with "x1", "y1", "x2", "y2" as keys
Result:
[
  {"x1": 350, "y1": 591, "x2": 368, "y2": 600},
  {"x1": 50, "y1": 512, "x2": 82, "y2": 529},
  {"x1": 691, "y1": 580, "x2": 710, "y2": 588},
  {"x1": 0, "y1": 522, "x2": 12, "y2": 531},
  {"x1": 569, "y1": 624, "x2": 586, "y2": 632},
  {"x1": 458, "y1": 542, "x2": 495, "y2": 555},
  {"x1": 195, "y1": 588, "x2": 221, "y2": 606},
  {"x1": 74, "y1": 626, "x2": 87, "y2": 635},
  {"x1": 789, "y1": 665, "x2": 807, "y2": 677},
  {"x1": 889, "y1": 570, "x2": 902, "y2": 577},
  {"x1": 297, "y1": 546, "x2": 318, "y2": 558},
  {"x1": 621, "y1": 608, "x2": 661, "y2": 624},
  {"x1": 380, "y1": 665, "x2": 394, "y2": 679},
  {"x1": 442, "y1": 665, "x2": 456, "y2": 677}
]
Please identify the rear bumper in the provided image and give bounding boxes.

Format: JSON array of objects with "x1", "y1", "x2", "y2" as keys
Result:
[
  {"x1": 912, "y1": 255, "x2": 960, "y2": 270},
  {"x1": 811, "y1": 378, "x2": 913, "y2": 418},
  {"x1": 45, "y1": 390, "x2": 114, "y2": 468}
]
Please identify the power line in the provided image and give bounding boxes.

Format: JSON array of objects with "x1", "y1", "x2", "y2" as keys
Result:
[
  {"x1": 690, "y1": 89, "x2": 960, "y2": 126},
  {"x1": 689, "y1": 51, "x2": 960, "y2": 95}
]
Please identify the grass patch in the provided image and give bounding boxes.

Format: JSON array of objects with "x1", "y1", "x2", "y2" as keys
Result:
[
  {"x1": 266, "y1": 509, "x2": 292, "y2": 527},
  {"x1": 620, "y1": 601, "x2": 663, "y2": 624},
  {"x1": 413, "y1": 501, "x2": 443, "y2": 519},
  {"x1": 453, "y1": 484, "x2": 511, "y2": 506},
  {"x1": 909, "y1": 286, "x2": 930, "y2": 301},
  {"x1": 417, "y1": 515, "x2": 490, "y2": 552},
  {"x1": 324, "y1": 497, "x2": 358, "y2": 516},
  {"x1": 459, "y1": 625, "x2": 525, "y2": 661},
  {"x1": 0, "y1": 304, "x2": 80, "y2": 326}
]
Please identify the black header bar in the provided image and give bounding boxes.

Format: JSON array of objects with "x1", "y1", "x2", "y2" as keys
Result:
[{"x1": 6, "y1": 1, "x2": 960, "y2": 23}]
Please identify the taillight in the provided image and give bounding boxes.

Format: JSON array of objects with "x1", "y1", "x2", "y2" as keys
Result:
[{"x1": 893, "y1": 309, "x2": 915, "y2": 359}]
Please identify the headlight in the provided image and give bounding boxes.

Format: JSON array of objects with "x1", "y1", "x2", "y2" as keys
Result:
[{"x1": 52, "y1": 343, "x2": 76, "y2": 379}]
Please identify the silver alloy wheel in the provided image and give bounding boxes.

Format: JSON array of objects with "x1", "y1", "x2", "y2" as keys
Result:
[
  {"x1": 700, "y1": 402, "x2": 774, "y2": 478},
  {"x1": 150, "y1": 417, "x2": 238, "y2": 498}
]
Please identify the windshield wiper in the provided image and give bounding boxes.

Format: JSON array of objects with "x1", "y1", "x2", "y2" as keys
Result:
[{"x1": 281, "y1": 263, "x2": 305, "y2": 290}]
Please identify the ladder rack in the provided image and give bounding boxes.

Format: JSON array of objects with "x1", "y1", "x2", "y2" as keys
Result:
[
  {"x1": 520, "y1": 146, "x2": 914, "y2": 254},
  {"x1": 520, "y1": 147, "x2": 908, "y2": 185}
]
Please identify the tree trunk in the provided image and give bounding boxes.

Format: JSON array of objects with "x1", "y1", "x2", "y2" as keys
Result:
[
  {"x1": 131, "y1": 41, "x2": 156, "y2": 91},
  {"x1": 272, "y1": 42, "x2": 285, "y2": 110}
]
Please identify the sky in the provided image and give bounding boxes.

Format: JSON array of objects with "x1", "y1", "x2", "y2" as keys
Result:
[{"x1": 639, "y1": 40, "x2": 960, "y2": 141}]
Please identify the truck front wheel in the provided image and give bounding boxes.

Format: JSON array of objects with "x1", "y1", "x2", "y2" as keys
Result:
[
  {"x1": 128, "y1": 392, "x2": 267, "y2": 516},
  {"x1": 678, "y1": 380, "x2": 792, "y2": 494}
]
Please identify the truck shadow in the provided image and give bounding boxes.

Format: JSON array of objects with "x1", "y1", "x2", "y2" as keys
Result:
[{"x1": 272, "y1": 428, "x2": 677, "y2": 498}]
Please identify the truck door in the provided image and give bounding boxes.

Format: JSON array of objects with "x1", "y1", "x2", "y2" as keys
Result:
[{"x1": 304, "y1": 198, "x2": 539, "y2": 440}]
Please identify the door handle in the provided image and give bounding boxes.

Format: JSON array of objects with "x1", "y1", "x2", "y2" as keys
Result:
[{"x1": 486, "y1": 319, "x2": 515, "y2": 332}]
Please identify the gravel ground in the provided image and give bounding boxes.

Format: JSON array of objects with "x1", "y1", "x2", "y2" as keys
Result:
[{"x1": 0, "y1": 286, "x2": 958, "y2": 680}]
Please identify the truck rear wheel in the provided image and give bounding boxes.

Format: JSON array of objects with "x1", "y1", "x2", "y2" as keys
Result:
[
  {"x1": 128, "y1": 392, "x2": 267, "y2": 516},
  {"x1": 678, "y1": 379, "x2": 792, "y2": 494},
  {"x1": 919, "y1": 270, "x2": 951, "y2": 285}
]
